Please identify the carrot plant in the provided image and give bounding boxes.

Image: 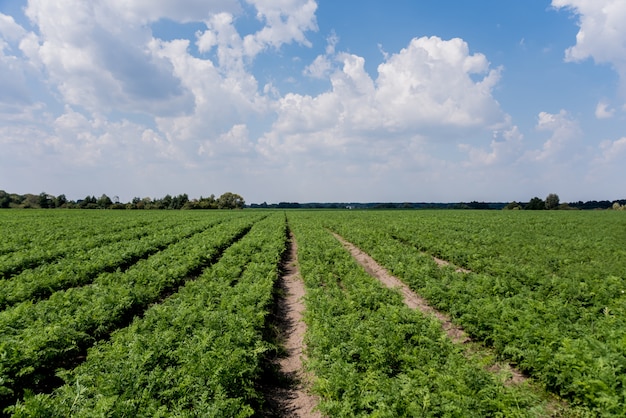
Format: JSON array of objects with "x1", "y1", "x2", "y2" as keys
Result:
[
  {"x1": 289, "y1": 212, "x2": 552, "y2": 417},
  {"x1": 323, "y1": 210, "x2": 626, "y2": 416},
  {"x1": 9, "y1": 213, "x2": 287, "y2": 417},
  {"x1": 0, "y1": 214, "x2": 262, "y2": 410},
  {"x1": 0, "y1": 215, "x2": 224, "y2": 309}
]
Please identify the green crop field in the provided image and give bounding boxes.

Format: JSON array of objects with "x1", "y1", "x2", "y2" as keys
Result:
[{"x1": 1, "y1": 209, "x2": 624, "y2": 416}]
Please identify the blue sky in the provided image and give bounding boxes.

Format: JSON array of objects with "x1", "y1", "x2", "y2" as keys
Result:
[{"x1": 1, "y1": 0, "x2": 624, "y2": 203}]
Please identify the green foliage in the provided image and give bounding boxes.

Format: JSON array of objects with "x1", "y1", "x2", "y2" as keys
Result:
[
  {"x1": 218, "y1": 192, "x2": 246, "y2": 209},
  {"x1": 8, "y1": 214, "x2": 287, "y2": 416},
  {"x1": 321, "y1": 210, "x2": 626, "y2": 416},
  {"x1": 545, "y1": 193, "x2": 560, "y2": 210},
  {"x1": 4, "y1": 209, "x2": 622, "y2": 415},
  {"x1": 525, "y1": 197, "x2": 545, "y2": 210},
  {"x1": 288, "y1": 212, "x2": 552, "y2": 417},
  {"x1": 0, "y1": 212, "x2": 263, "y2": 409}
]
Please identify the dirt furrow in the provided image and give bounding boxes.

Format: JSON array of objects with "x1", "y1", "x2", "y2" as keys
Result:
[
  {"x1": 331, "y1": 232, "x2": 527, "y2": 385},
  {"x1": 267, "y1": 232, "x2": 322, "y2": 418}
]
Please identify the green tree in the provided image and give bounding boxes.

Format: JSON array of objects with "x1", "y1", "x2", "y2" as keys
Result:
[
  {"x1": 503, "y1": 201, "x2": 522, "y2": 210},
  {"x1": 0, "y1": 190, "x2": 10, "y2": 208},
  {"x1": 54, "y1": 194, "x2": 67, "y2": 208},
  {"x1": 545, "y1": 193, "x2": 560, "y2": 210},
  {"x1": 97, "y1": 194, "x2": 113, "y2": 209},
  {"x1": 217, "y1": 192, "x2": 245, "y2": 209},
  {"x1": 38, "y1": 192, "x2": 52, "y2": 209},
  {"x1": 525, "y1": 197, "x2": 545, "y2": 210}
]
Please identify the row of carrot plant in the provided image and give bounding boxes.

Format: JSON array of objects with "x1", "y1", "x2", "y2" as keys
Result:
[
  {"x1": 321, "y1": 210, "x2": 625, "y2": 416},
  {"x1": 9, "y1": 213, "x2": 287, "y2": 417},
  {"x1": 0, "y1": 215, "x2": 225, "y2": 310},
  {"x1": 2, "y1": 209, "x2": 620, "y2": 415},
  {"x1": 288, "y1": 212, "x2": 555, "y2": 417},
  {"x1": 0, "y1": 211, "x2": 159, "y2": 278},
  {"x1": 0, "y1": 212, "x2": 262, "y2": 411}
]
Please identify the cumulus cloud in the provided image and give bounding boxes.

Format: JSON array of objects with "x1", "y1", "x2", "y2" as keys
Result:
[
  {"x1": 459, "y1": 125, "x2": 523, "y2": 167},
  {"x1": 0, "y1": 14, "x2": 48, "y2": 117},
  {"x1": 23, "y1": 0, "x2": 195, "y2": 116},
  {"x1": 0, "y1": 13, "x2": 27, "y2": 42},
  {"x1": 195, "y1": 0, "x2": 317, "y2": 66},
  {"x1": 107, "y1": 0, "x2": 240, "y2": 24},
  {"x1": 150, "y1": 37, "x2": 266, "y2": 166},
  {"x1": 243, "y1": 0, "x2": 318, "y2": 55},
  {"x1": 552, "y1": 0, "x2": 626, "y2": 95},
  {"x1": 523, "y1": 110, "x2": 582, "y2": 162},
  {"x1": 595, "y1": 137, "x2": 626, "y2": 164},
  {"x1": 595, "y1": 100, "x2": 615, "y2": 119},
  {"x1": 376, "y1": 37, "x2": 504, "y2": 131},
  {"x1": 260, "y1": 36, "x2": 509, "y2": 165},
  {"x1": 7, "y1": 0, "x2": 318, "y2": 172}
]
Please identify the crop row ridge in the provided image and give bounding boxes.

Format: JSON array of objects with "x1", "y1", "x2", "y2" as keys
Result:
[
  {"x1": 259, "y1": 226, "x2": 323, "y2": 418},
  {"x1": 389, "y1": 233, "x2": 471, "y2": 273},
  {"x1": 330, "y1": 231, "x2": 535, "y2": 385},
  {"x1": 0, "y1": 223, "x2": 254, "y2": 413}
]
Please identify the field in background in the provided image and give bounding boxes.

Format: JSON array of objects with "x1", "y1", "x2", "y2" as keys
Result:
[{"x1": 1, "y1": 209, "x2": 624, "y2": 416}]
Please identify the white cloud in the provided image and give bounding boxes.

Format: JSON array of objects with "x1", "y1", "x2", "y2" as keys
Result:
[
  {"x1": 10, "y1": 0, "x2": 317, "y2": 171},
  {"x1": 150, "y1": 37, "x2": 267, "y2": 160},
  {"x1": 107, "y1": 0, "x2": 241, "y2": 24},
  {"x1": 375, "y1": 37, "x2": 504, "y2": 131},
  {"x1": 24, "y1": 0, "x2": 195, "y2": 116},
  {"x1": 0, "y1": 48, "x2": 31, "y2": 107},
  {"x1": 0, "y1": 14, "x2": 44, "y2": 112},
  {"x1": 0, "y1": 13, "x2": 26, "y2": 42},
  {"x1": 595, "y1": 100, "x2": 615, "y2": 119},
  {"x1": 585, "y1": 136, "x2": 626, "y2": 195},
  {"x1": 195, "y1": 0, "x2": 318, "y2": 70},
  {"x1": 597, "y1": 137, "x2": 626, "y2": 163},
  {"x1": 459, "y1": 125, "x2": 523, "y2": 167},
  {"x1": 552, "y1": 0, "x2": 626, "y2": 95},
  {"x1": 303, "y1": 54, "x2": 332, "y2": 78},
  {"x1": 523, "y1": 110, "x2": 582, "y2": 162},
  {"x1": 262, "y1": 36, "x2": 509, "y2": 165},
  {"x1": 243, "y1": 0, "x2": 318, "y2": 55},
  {"x1": 198, "y1": 123, "x2": 252, "y2": 158}
]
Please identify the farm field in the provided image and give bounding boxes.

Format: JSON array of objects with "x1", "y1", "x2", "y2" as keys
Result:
[{"x1": 0, "y1": 209, "x2": 624, "y2": 416}]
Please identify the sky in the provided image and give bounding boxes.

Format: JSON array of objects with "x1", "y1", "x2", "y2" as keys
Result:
[{"x1": 0, "y1": 0, "x2": 625, "y2": 204}]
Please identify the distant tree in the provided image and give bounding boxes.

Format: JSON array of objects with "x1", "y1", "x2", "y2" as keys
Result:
[
  {"x1": 97, "y1": 194, "x2": 113, "y2": 209},
  {"x1": 545, "y1": 193, "x2": 560, "y2": 210},
  {"x1": 217, "y1": 192, "x2": 245, "y2": 209},
  {"x1": 467, "y1": 201, "x2": 491, "y2": 210},
  {"x1": 525, "y1": 197, "x2": 545, "y2": 210},
  {"x1": 170, "y1": 194, "x2": 188, "y2": 209},
  {"x1": 77, "y1": 195, "x2": 97, "y2": 209},
  {"x1": 157, "y1": 194, "x2": 172, "y2": 210},
  {"x1": 503, "y1": 201, "x2": 522, "y2": 210},
  {"x1": 54, "y1": 194, "x2": 67, "y2": 208},
  {"x1": 0, "y1": 190, "x2": 10, "y2": 208},
  {"x1": 38, "y1": 192, "x2": 51, "y2": 209},
  {"x1": 197, "y1": 194, "x2": 217, "y2": 209}
]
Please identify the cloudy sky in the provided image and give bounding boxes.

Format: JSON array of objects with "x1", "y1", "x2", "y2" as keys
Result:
[{"x1": 1, "y1": 0, "x2": 625, "y2": 203}]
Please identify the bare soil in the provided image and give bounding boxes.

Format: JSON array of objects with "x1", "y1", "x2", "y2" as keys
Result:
[
  {"x1": 431, "y1": 255, "x2": 471, "y2": 273},
  {"x1": 266, "y1": 232, "x2": 323, "y2": 417},
  {"x1": 331, "y1": 232, "x2": 527, "y2": 385}
]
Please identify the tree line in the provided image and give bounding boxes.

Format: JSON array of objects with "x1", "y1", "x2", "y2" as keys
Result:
[
  {"x1": 504, "y1": 194, "x2": 626, "y2": 211},
  {"x1": 2, "y1": 189, "x2": 624, "y2": 211},
  {"x1": 0, "y1": 191, "x2": 245, "y2": 210}
]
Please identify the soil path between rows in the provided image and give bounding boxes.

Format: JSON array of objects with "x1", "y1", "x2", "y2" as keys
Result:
[
  {"x1": 331, "y1": 232, "x2": 527, "y2": 385},
  {"x1": 267, "y1": 232, "x2": 323, "y2": 417}
]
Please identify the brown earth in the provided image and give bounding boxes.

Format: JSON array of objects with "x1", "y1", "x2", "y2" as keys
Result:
[{"x1": 266, "y1": 232, "x2": 323, "y2": 417}]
